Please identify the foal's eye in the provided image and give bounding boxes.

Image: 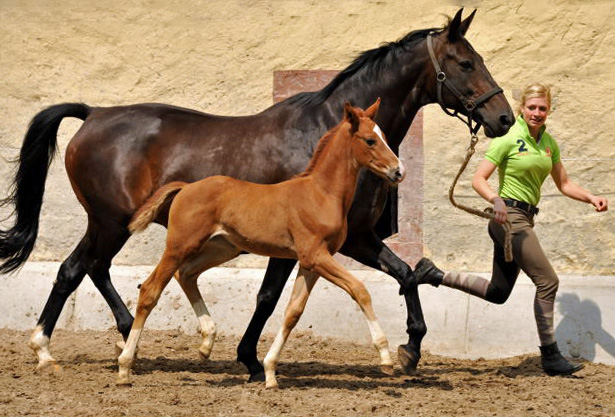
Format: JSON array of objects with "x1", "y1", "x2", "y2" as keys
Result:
[
  {"x1": 365, "y1": 138, "x2": 377, "y2": 146},
  {"x1": 459, "y1": 60, "x2": 473, "y2": 71}
]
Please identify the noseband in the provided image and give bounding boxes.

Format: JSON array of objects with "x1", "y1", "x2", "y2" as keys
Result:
[{"x1": 426, "y1": 34, "x2": 502, "y2": 135}]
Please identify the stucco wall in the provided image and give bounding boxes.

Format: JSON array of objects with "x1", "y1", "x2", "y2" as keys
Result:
[{"x1": 1, "y1": 0, "x2": 613, "y2": 273}]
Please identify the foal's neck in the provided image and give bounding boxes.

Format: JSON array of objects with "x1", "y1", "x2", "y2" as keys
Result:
[{"x1": 307, "y1": 127, "x2": 360, "y2": 213}]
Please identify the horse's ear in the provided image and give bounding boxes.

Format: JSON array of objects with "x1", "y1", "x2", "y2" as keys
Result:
[
  {"x1": 447, "y1": 8, "x2": 464, "y2": 42},
  {"x1": 364, "y1": 98, "x2": 381, "y2": 119},
  {"x1": 344, "y1": 102, "x2": 360, "y2": 133},
  {"x1": 459, "y1": 9, "x2": 476, "y2": 36}
]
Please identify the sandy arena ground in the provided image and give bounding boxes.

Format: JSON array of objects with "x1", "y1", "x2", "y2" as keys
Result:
[{"x1": 0, "y1": 328, "x2": 613, "y2": 416}]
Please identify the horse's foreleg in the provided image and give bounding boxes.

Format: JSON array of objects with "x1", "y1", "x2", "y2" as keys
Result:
[
  {"x1": 237, "y1": 257, "x2": 297, "y2": 382},
  {"x1": 29, "y1": 236, "x2": 90, "y2": 371},
  {"x1": 263, "y1": 267, "x2": 318, "y2": 389},
  {"x1": 174, "y1": 271, "x2": 216, "y2": 360},
  {"x1": 340, "y1": 231, "x2": 426, "y2": 375},
  {"x1": 311, "y1": 252, "x2": 394, "y2": 376},
  {"x1": 117, "y1": 253, "x2": 178, "y2": 386}
]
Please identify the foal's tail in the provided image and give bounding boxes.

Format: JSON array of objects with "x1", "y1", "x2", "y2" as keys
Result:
[
  {"x1": 128, "y1": 182, "x2": 187, "y2": 234},
  {"x1": 0, "y1": 103, "x2": 91, "y2": 274}
]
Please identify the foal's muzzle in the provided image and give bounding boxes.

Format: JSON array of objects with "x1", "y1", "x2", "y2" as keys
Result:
[{"x1": 387, "y1": 164, "x2": 406, "y2": 185}]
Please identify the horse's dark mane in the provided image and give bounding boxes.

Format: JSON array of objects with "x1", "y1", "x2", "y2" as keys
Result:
[
  {"x1": 293, "y1": 123, "x2": 342, "y2": 178},
  {"x1": 286, "y1": 26, "x2": 445, "y2": 107}
]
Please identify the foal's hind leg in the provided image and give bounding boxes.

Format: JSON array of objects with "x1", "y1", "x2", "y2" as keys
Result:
[
  {"x1": 117, "y1": 251, "x2": 179, "y2": 385},
  {"x1": 263, "y1": 267, "x2": 319, "y2": 389},
  {"x1": 174, "y1": 237, "x2": 242, "y2": 360},
  {"x1": 174, "y1": 271, "x2": 217, "y2": 360}
]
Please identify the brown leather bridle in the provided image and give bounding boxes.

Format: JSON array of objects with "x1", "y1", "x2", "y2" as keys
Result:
[{"x1": 426, "y1": 33, "x2": 503, "y2": 135}]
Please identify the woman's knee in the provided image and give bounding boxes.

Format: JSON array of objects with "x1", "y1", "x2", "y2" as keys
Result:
[
  {"x1": 485, "y1": 284, "x2": 512, "y2": 304},
  {"x1": 536, "y1": 276, "x2": 559, "y2": 302}
]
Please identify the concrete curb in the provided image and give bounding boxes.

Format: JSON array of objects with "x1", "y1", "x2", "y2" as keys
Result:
[{"x1": 2, "y1": 262, "x2": 614, "y2": 365}]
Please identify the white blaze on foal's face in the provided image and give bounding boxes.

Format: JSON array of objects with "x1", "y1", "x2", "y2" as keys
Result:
[{"x1": 371, "y1": 122, "x2": 405, "y2": 181}]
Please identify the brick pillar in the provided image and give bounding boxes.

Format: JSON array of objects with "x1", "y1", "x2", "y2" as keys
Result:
[{"x1": 273, "y1": 70, "x2": 423, "y2": 268}]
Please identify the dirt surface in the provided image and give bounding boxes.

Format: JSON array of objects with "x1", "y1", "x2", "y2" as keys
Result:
[{"x1": 0, "y1": 329, "x2": 613, "y2": 416}]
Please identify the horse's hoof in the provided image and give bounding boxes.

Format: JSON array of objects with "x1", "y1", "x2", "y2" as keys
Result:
[
  {"x1": 397, "y1": 345, "x2": 420, "y2": 375},
  {"x1": 37, "y1": 360, "x2": 62, "y2": 373},
  {"x1": 380, "y1": 364, "x2": 395, "y2": 376},
  {"x1": 248, "y1": 371, "x2": 266, "y2": 383}
]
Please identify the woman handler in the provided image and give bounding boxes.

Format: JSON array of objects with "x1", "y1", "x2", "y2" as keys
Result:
[{"x1": 415, "y1": 83, "x2": 608, "y2": 376}]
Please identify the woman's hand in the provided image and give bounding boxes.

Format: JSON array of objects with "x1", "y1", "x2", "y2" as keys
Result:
[
  {"x1": 491, "y1": 196, "x2": 508, "y2": 224},
  {"x1": 590, "y1": 195, "x2": 609, "y2": 212}
]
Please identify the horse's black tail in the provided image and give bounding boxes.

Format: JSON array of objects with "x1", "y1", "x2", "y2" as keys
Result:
[{"x1": 0, "y1": 103, "x2": 91, "y2": 274}]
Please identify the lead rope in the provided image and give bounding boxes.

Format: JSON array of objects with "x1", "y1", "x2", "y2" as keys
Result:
[{"x1": 448, "y1": 134, "x2": 514, "y2": 262}]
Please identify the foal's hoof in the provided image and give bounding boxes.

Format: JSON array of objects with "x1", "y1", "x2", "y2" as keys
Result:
[
  {"x1": 198, "y1": 349, "x2": 211, "y2": 362},
  {"x1": 380, "y1": 364, "x2": 395, "y2": 376},
  {"x1": 116, "y1": 379, "x2": 133, "y2": 387},
  {"x1": 37, "y1": 360, "x2": 62, "y2": 373},
  {"x1": 397, "y1": 345, "x2": 420, "y2": 375},
  {"x1": 248, "y1": 371, "x2": 266, "y2": 383}
]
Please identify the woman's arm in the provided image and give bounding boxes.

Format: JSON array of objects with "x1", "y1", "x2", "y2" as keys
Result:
[
  {"x1": 472, "y1": 159, "x2": 508, "y2": 224},
  {"x1": 550, "y1": 161, "x2": 609, "y2": 211}
]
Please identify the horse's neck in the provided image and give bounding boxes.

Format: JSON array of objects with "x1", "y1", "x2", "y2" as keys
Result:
[
  {"x1": 307, "y1": 132, "x2": 359, "y2": 214},
  {"x1": 320, "y1": 49, "x2": 431, "y2": 150}
]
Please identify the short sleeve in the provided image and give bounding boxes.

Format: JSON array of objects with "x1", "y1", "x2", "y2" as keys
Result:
[
  {"x1": 484, "y1": 137, "x2": 510, "y2": 166},
  {"x1": 550, "y1": 138, "x2": 561, "y2": 164}
]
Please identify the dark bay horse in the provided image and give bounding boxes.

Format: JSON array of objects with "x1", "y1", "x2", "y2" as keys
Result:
[
  {"x1": 0, "y1": 9, "x2": 513, "y2": 379},
  {"x1": 118, "y1": 101, "x2": 403, "y2": 388}
]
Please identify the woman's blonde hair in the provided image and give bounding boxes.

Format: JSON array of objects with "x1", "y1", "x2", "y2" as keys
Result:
[{"x1": 518, "y1": 83, "x2": 552, "y2": 115}]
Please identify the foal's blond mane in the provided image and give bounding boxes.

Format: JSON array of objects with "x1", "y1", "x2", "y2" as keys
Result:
[{"x1": 293, "y1": 122, "x2": 346, "y2": 179}]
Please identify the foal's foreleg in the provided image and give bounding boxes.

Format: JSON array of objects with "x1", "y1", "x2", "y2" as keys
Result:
[
  {"x1": 312, "y1": 253, "x2": 394, "y2": 375},
  {"x1": 340, "y1": 231, "x2": 426, "y2": 375},
  {"x1": 117, "y1": 253, "x2": 179, "y2": 385},
  {"x1": 174, "y1": 271, "x2": 216, "y2": 360},
  {"x1": 263, "y1": 267, "x2": 318, "y2": 389}
]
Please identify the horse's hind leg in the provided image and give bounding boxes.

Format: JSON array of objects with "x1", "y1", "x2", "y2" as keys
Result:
[
  {"x1": 29, "y1": 236, "x2": 91, "y2": 370},
  {"x1": 237, "y1": 257, "x2": 297, "y2": 382},
  {"x1": 84, "y1": 224, "x2": 133, "y2": 354},
  {"x1": 29, "y1": 223, "x2": 132, "y2": 370},
  {"x1": 263, "y1": 267, "x2": 318, "y2": 389},
  {"x1": 117, "y1": 250, "x2": 179, "y2": 385}
]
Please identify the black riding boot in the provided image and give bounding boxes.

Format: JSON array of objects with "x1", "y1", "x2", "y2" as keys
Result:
[
  {"x1": 539, "y1": 342, "x2": 584, "y2": 376},
  {"x1": 414, "y1": 258, "x2": 444, "y2": 287}
]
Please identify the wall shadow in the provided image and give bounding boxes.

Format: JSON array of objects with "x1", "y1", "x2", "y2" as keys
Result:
[{"x1": 555, "y1": 292, "x2": 615, "y2": 361}]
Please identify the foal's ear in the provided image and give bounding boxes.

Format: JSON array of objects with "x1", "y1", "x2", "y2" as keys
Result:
[
  {"x1": 364, "y1": 98, "x2": 381, "y2": 120},
  {"x1": 344, "y1": 102, "x2": 360, "y2": 133}
]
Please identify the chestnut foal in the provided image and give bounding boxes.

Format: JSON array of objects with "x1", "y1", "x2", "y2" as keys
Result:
[{"x1": 118, "y1": 100, "x2": 405, "y2": 388}]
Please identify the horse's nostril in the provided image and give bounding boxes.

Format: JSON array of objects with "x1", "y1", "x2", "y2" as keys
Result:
[{"x1": 500, "y1": 114, "x2": 512, "y2": 128}]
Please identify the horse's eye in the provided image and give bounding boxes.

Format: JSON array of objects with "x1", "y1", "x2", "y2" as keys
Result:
[
  {"x1": 460, "y1": 60, "x2": 473, "y2": 71},
  {"x1": 365, "y1": 138, "x2": 376, "y2": 146}
]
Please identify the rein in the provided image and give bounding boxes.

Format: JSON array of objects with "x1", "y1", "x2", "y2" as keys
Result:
[{"x1": 426, "y1": 33, "x2": 513, "y2": 262}]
